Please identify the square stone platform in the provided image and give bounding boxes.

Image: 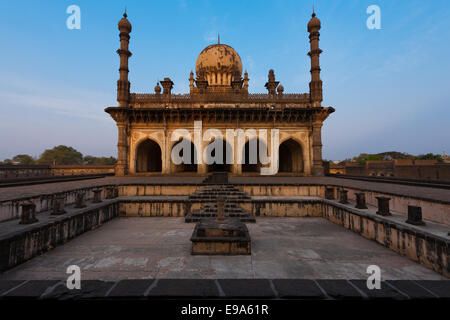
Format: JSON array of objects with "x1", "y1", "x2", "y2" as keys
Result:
[
  {"x1": 0, "y1": 217, "x2": 445, "y2": 280},
  {"x1": 191, "y1": 218, "x2": 251, "y2": 255}
]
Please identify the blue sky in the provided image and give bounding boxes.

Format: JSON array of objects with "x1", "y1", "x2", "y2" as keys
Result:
[{"x1": 0, "y1": 0, "x2": 449, "y2": 161}]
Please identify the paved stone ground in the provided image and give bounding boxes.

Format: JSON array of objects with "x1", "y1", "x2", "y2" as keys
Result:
[
  {"x1": 0, "y1": 217, "x2": 445, "y2": 280},
  {"x1": 1, "y1": 176, "x2": 449, "y2": 203}
]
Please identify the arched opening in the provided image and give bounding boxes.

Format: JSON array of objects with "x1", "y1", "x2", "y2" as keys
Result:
[
  {"x1": 242, "y1": 139, "x2": 266, "y2": 173},
  {"x1": 278, "y1": 139, "x2": 304, "y2": 174},
  {"x1": 171, "y1": 140, "x2": 198, "y2": 173},
  {"x1": 206, "y1": 139, "x2": 232, "y2": 172},
  {"x1": 136, "y1": 139, "x2": 162, "y2": 173}
]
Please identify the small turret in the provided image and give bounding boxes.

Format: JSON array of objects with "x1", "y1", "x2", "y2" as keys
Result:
[{"x1": 265, "y1": 69, "x2": 279, "y2": 95}]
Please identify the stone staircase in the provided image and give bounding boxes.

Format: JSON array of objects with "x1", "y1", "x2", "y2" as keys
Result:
[{"x1": 185, "y1": 185, "x2": 255, "y2": 223}]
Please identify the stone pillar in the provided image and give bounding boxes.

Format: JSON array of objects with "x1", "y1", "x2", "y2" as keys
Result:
[
  {"x1": 216, "y1": 196, "x2": 225, "y2": 222},
  {"x1": 184, "y1": 201, "x2": 191, "y2": 217},
  {"x1": 338, "y1": 189, "x2": 348, "y2": 204},
  {"x1": 325, "y1": 187, "x2": 334, "y2": 200},
  {"x1": 355, "y1": 192, "x2": 368, "y2": 209},
  {"x1": 312, "y1": 123, "x2": 324, "y2": 176},
  {"x1": 406, "y1": 206, "x2": 425, "y2": 226},
  {"x1": 106, "y1": 186, "x2": 117, "y2": 199},
  {"x1": 20, "y1": 202, "x2": 38, "y2": 225},
  {"x1": 52, "y1": 196, "x2": 66, "y2": 215},
  {"x1": 376, "y1": 197, "x2": 391, "y2": 216},
  {"x1": 116, "y1": 123, "x2": 128, "y2": 176},
  {"x1": 162, "y1": 136, "x2": 170, "y2": 174},
  {"x1": 75, "y1": 192, "x2": 86, "y2": 208},
  {"x1": 93, "y1": 189, "x2": 102, "y2": 203},
  {"x1": 233, "y1": 163, "x2": 242, "y2": 175}
]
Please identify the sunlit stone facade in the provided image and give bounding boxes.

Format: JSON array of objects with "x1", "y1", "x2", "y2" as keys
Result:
[{"x1": 106, "y1": 12, "x2": 334, "y2": 176}]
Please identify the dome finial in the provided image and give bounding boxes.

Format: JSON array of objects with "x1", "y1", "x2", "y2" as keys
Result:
[
  {"x1": 312, "y1": 4, "x2": 316, "y2": 17},
  {"x1": 124, "y1": 7, "x2": 127, "y2": 18},
  {"x1": 218, "y1": 33, "x2": 220, "y2": 44}
]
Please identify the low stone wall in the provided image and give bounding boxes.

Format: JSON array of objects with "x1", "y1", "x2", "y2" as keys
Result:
[
  {"x1": 119, "y1": 200, "x2": 186, "y2": 217},
  {"x1": 324, "y1": 185, "x2": 450, "y2": 226},
  {"x1": 0, "y1": 185, "x2": 115, "y2": 223},
  {"x1": 241, "y1": 185, "x2": 324, "y2": 197},
  {"x1": 394, "y1": 164, "x2": 450, "y2": 181},
  {"x1": 322, "y1": 201, "x2": 449, "y2": 278},
  {"x1": 0, "y1": 202, "x2": 118, "y2": 272},
  {"x1": 50, "y1": 165, "x2": 115, "y2": 176},
  {"x1": 119, "y1": 184, "x2": 200, "y2": 196},
  {"x1": 0, "y1": 165, "x2": 115, "y2": 180},
  {"x1": 242, "y1": 199, "x2": 323, "y2": 217},
  {"x1": 119, "y1": 197, "x2": 324, "y2": 218},
  {"x1": 0, "y1": 165, "x2": 51, "y2": 179},
  {"x1": 341, "y1": 161, "x2": 450, "y2": 181}
]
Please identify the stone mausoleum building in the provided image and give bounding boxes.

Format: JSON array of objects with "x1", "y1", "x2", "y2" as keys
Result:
[{"x1": 106, "y1": 12, "x2": 334, "y2": 176}]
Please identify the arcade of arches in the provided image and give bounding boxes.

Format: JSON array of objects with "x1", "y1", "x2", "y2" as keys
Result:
[{"x1": 133, "y1": 137, "x2": 305, "y2": 175}]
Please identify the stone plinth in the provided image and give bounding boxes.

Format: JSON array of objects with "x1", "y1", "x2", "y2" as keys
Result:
[
  {"x1": 93, "y1": 189, "x2": 102, "y2": 203},
  {"x1": 191, "y1": 218, "x2": 251, "y2": 255},
  {"x1": 376, "y1": 197, "x2": 391, "y2": 216},
  {"x1": 19, "y1": 202, "x2": 38, "y2": 225},
  {"x1": 75, "y1": 192, "x2": 86, "y2": 208},
  {"x1": 325, "y1": 187, "x2": 334, "y2": 200},
  {"x1": 338, "y1": 189, "x2": 348, "y2": 204},
  {"x1": 406, "y1": 206, "x2": 425, "y2": 226},
  {"x1": 355, "y1": 192, "x2": 368, "y2": 209},
  {"x1": 52, "y1": 196, "x2": 66, "y2": 215}
]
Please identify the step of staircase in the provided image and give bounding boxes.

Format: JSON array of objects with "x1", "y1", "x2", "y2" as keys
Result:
[{"x1": 185, "y1": 184, "x2": 255, "y2": 223}]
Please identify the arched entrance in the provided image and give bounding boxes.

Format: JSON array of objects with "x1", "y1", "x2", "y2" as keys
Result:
[
  {"x1": 242, "y1": 139, "x2": 266, "y2": 173},
  {"x1": 279, "y1": 139, "x2": 304, "y2": 174},
  {"x1": 171, "y1": 140, "x2": 198, "y2": 173},
  {"x1": 206, "y1": 139, "x2": 232, "y2": 172},
  {"x1": 135, "y1": 139, "x2": 162, "y2": 173}
]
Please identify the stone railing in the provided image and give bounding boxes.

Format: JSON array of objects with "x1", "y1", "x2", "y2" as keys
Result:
[
  {"x1": 0, "y1": 165, "x2": 51, "y2": 179},
  {"x1": 0, "y1": 184, "x2": 117, "y2": 222},
  {"x1": 131, "y1": 92, "x2": 310, "y2": 105}
]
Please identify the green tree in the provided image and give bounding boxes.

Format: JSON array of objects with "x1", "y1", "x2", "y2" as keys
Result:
[
  {"x1": 83, "y1": 156, "x2": 117, "y2": 165},
  {"x1": 1, "y1": 159, "x2": 13, "y2": 165},
  {"x1": 12, "y1": 154, "x2": 35, "y2": 165},
  {"x1": 38, "y1": 145, "x2": 83, "y2": 165},
  {"x1": 415, "y1": 153, "x2": 443, "y2": 162}
]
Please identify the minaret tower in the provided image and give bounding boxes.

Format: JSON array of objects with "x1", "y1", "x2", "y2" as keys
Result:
[
  {"x1": 115, "y1": 12, "x2": 132, "y2": 176},
  {"x1": 307, "y1": 11, "x2": 323, "y2": 107},
  {"x1": 117, "y1": 12, "x2": 132, "y2": 107}
]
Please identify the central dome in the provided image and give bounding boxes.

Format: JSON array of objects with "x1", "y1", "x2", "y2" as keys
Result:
[{"x1": 195, "y1": 43, "x2": 243, "y2": 86}]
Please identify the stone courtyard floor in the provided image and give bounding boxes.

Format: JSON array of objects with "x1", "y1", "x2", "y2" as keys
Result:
[{"x1": 0, "y1": 217, "x2": 445, "y2": 280}]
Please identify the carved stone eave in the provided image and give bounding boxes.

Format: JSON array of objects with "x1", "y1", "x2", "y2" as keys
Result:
[
  {"x1": 105, "y1": 106, "x2": 328, "y2": 125},
  {"x1": 312, "y1": 106, "x2": 335, "y2": 123},
  {"x1": 105, "y1": 107, "x2": 130, "y2": 124}
]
